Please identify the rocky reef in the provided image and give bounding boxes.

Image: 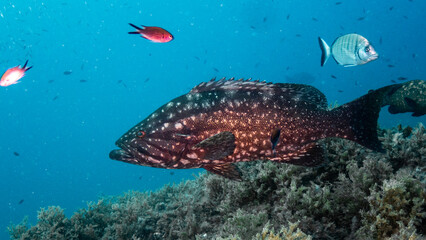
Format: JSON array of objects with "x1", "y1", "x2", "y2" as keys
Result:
[{"x1": 8, "y1": 124, "x2": 426, "y2": 240}]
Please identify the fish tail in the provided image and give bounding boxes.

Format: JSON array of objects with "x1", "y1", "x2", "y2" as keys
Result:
[
  {"x1": 129, "y1": 23, "x2": 143, "y2": 31},
  {"x1": 330, "y1": 83, "x2": 404, "y2": 152},
  {"x1": 22, "y1": 60, "x2": 32, "y2": 71},
  {"x1": 318, "y1": 37, "x2": 331, "y2": 66}
]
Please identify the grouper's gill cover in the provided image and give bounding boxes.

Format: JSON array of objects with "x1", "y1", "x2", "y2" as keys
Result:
[{"x1": 110, "y1": 78, "x2": 409, "y2": 180}]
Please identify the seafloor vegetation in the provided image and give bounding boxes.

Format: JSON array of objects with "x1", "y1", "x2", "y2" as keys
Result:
[{"x1": 8, "y1": 124, "x2": 426, "y2": 240}]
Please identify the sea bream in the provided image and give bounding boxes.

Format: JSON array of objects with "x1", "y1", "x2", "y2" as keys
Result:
[
  {"x1": 109, "y1": 78, "x2": 419, "y2": 180},
  {"x1": 318, "y1": 33, "x2": 378, "y2": 67}
]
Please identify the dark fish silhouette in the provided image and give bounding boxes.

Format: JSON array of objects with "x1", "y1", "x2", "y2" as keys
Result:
[
  {"x1": 13, "y1": 152, "x2": 20, "y2": 156},
  {"x1": 110, "y1": 78, "x2": 419, "y2": 180},
  {"x1": 18, "y1": 199, "x2": 24, "y2": 204},
  {"x1": 387, "y1": 80, "x2": 426, "y2": 117},
  {"x1": 63, "y1": 70, "x2": 72, "y2": 75}
]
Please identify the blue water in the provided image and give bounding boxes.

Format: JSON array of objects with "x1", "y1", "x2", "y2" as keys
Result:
[{"x1": 0, "y1": 1, "x2": 425, "y2": 239}]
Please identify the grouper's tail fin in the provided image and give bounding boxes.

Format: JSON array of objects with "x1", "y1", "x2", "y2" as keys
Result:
[{"x1": 330, "y1": 84, "x2": 403, "y2": 152}]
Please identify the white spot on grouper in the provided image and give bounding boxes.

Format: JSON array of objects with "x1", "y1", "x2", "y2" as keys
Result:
[
  {"x1": 175, "y1": 123, "x2": 183, "y2": 130},
  {"x1": 180, "y1": 159, "x2": 191, "y2": 165},
  {"x1": 187, "y1": 153, "x2": 198, "y2": 159}
]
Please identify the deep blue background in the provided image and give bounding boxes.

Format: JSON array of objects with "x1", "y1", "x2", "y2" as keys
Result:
[{"x1": 0, "y1": 0, "x2": 425, "y2": 238}]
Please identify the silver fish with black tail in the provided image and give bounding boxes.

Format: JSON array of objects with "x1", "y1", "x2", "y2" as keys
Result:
[
  {"x1": 318, "y1": 33, "x2": 378, "y2": 67},
  {"x1": 109, "y1": 78, "x2": 420, "y2": 181}
]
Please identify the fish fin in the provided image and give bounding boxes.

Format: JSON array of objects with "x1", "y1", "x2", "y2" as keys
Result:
[
  {"x1": 203, "y1": 163, "x2": 242, "y2": 181},
  {"x1": 25, "y1": 65, "x2": 32, "y2": 71},
  {"x1": 387, "y1": 105, "x2": 398, "y2": 114},
  {"x1": 342, "y1": 64, "x2": 357, "y2": 67},
  {"x1": 275, "y1": 83, "x2": 328, "y2": 109},
  {"x1": 273, "y1": 142, "x2": 324, "y2": 166},
  {"x1": 22, "y1": 60, "x2": 28, "y2": 68},
  {"x1": 330, "y1": 84, "x2": 404, "y2": 152},
  {"x1": 404, "y1": 97, "x2": 417, "y2": 108},
  {"x1": 129, "y1": 23, "x2": 142, "y2": 30},
  {"x1": 405, "y1": 97, "x2": 424, "y2": 116},
  {"x1": 193, "y1": 131, "x2": 236, "y2": 160},
  {"x1": 128, "y1": 31, "x2": 140, "y2": 34},
  {"x1": 270, "y1": 128, "x2": 281, "y2": 150},
  {"x1": 318, "y1": 37, "x2": 331, "y2": 66},
  {"x1": 190, "y1": 78, "x2": 273, "y2": 93}
]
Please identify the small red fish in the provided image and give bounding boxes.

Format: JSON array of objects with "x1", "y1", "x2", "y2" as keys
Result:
[
  {"x1": 128, "y1": 23, "x2": 173, "y2": 43},
  {"x1": 0, "y1": 60, "x2": 32, "y2": 87}
]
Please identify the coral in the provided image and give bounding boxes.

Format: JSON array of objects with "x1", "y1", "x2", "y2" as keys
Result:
[
  {"x1": 215, "y1": 222, "x2": 311, "y2": 240},
  {"x1": 356, "y1": 170, "x2": 426, "y2": 239},
  {"x1": 8, "y1": 124, "x2": 426, "y2": 240},
  {"x1": 8, "y1": 206, "x2": 72, "y2": 240},
  {"x1": 254, "y1": 222, "x2": 312, "y2": 240}
]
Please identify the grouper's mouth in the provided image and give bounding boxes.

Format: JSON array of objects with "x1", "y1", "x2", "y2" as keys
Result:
[{"x1": 109, "y1": 149, "x2": 135, "y2": 162}]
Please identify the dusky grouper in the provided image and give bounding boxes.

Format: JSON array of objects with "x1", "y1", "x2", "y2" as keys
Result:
[{"x1": 109, "y1": 78, "x2": 422, "y2": 180}]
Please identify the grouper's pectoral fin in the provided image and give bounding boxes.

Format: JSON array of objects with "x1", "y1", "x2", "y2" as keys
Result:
[
  {"x1": 203, "y1": 163, "x2": 242, "y2": 181},
  {"x1": 192, "y1": 131, "x2": 236, "y2": 160},
  {"x1": 273, "y1": 142, "x2": 325, "y2": 167}
]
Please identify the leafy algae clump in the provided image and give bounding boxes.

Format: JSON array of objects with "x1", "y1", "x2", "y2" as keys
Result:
[{"x1": 8, "y1": 124, "x2": 426, "y2": 240}]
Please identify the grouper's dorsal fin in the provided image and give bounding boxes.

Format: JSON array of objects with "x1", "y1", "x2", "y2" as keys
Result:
[
  {"x1": 190, "y1": 79, "x2": 328, "y2": 109},
  {"x1": 203, "y1": 163, "x2": 242, "y2": 181},
  {"x1": 275, "y1": 83, "x2": 328, "y2": 109},
  {"x1": 192, "y1": 131, "x2": 236, "y2": 160},
  {"x1": 190, "y1": 78, "x2": 274, "y2": 93}
]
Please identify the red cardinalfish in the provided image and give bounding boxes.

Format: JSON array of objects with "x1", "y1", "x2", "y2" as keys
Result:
[
  {"x1": 0, "y1": 60, "x2": 32, "y2": 87},
  {"x1": 128, "y1": 23, "x2": 174, "y2": 43}
]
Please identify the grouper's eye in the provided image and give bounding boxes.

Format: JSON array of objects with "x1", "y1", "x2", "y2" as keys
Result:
[{"x1": 137, "y1": 130, "x2": 146, "y2": 138}]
